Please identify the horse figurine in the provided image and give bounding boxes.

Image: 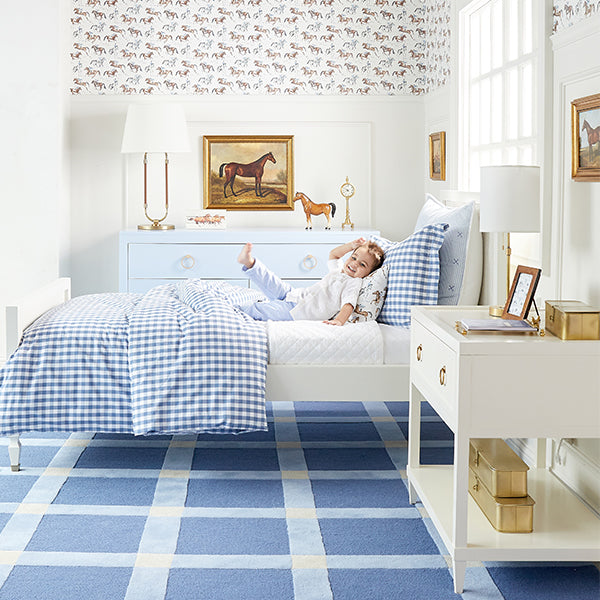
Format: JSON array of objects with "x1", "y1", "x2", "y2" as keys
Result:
[
  {"x1": 581, "y1": 119, "x2": 600, "y2": 162},
  {"x1": 219, "y1": 152, "x2": 276, "y2": 198},
  {"x1": 294, "y1": 191, "x2": 336, "y2": 230}
]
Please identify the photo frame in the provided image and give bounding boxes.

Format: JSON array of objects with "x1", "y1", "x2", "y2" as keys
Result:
[
  {"x1": 571, "y1": 93, "x2": 600, "y2": 182},
  {"x1": 502, "y1": 265, "x2": 542, "y2": 321},
  {"x1": 203, "y1": 135, "x2": 294, "y2": 210},
  {"x1": 429, "y1": 131, "x2": 446, "y2": 181}
]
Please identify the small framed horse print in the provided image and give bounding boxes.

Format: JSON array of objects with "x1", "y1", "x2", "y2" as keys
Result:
[
  {"x1": 429, "y1": 131, "x2": 446, "y2": 181},
  {"x1": 203, "y1": 135, "x2": 294, "y2": 210},
  {"x1": 571, "y1": 93, "x2": 600, "y2": 182}
]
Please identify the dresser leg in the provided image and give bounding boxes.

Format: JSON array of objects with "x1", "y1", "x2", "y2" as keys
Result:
[{"x1": 452, "y1": 559, "x2": 466, "y2": 594}]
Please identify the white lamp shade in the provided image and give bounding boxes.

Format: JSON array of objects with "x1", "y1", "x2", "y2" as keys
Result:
[
  {"x1": 479, "y1": 165, "x2": 540, "y2": 233},
  {"x1": 121, "y1": 103, "x2": 190, "y2": 154}
]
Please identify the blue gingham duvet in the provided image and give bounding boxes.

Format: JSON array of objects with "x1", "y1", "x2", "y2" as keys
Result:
[{"x1": 0, "y1": 281, "x2": 268, "y2": 435}]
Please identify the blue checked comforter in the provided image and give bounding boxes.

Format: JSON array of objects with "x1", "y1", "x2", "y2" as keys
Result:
[{"x1": 0, "y1": 281, "x2": 268, "y2": 436}]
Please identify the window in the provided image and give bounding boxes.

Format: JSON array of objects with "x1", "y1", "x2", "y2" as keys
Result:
[{"x1": 459, "y1": 0, "x2": 542, "y2": 265}]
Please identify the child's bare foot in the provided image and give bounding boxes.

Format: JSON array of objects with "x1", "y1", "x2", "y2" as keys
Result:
[{"x1": 238, "y1": 243, "x2": 255, "y2": 268}]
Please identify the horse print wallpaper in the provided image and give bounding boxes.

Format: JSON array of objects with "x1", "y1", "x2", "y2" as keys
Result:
[
  {"x1": 553, "y1": 0, "x2": 600, "y2": 32},
  {"x1": 71, "y1": 0, "x2": 450, "y2": 96}
]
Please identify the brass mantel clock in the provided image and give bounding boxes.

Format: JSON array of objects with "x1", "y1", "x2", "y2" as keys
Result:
[{"x1": 340, "y1": 176, "x2": 355, "y2": 230}]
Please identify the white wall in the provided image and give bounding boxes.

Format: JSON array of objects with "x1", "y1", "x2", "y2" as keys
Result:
[
  {"x1": 69, "y1": 96, "x2": 424, "y2": 296},
  {"x1": 0, "y1": 1, "x2": 70, "y2": 362},
  {"x1": 548, "y1": 14, "x2": 600, "y2": 512}
]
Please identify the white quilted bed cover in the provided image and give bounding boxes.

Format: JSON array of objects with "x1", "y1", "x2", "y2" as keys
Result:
[{"x1": 266, "y1": 320, "x2": 385, "y2": 365}]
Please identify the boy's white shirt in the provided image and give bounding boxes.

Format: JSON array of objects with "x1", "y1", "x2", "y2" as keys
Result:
[{"x1": 286, "y1": 258, "x2": 362, "y2": 321}]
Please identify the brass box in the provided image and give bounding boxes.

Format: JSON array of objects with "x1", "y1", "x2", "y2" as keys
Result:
[
  {"x1": 545, "y1": 301, "x2": 600, "y2": 340},
  {"x1": 469, "y1": 468, "x2": 535, "y2": 533},
  {"x1": 469, "y1": 439, "x2": 528, "y2": 497}
]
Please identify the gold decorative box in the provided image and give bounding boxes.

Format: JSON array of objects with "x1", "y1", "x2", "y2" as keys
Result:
[
  {"x1": 545, "y1": 301, "x2": 600, "y2": 340},
  {"x1": 469, "y1": 439, "x2": 529, "y2": 498},
  {"x1": 469, "y1": 468, "x2": 535, "y2": 533}
]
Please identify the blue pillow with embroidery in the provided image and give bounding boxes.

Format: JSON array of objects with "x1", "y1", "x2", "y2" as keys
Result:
[
  {"x1": 414, "y1": 195, "x2": 480, "y2": 305},
  {"x1": 371, "y1": 223, "x2": 447, "y2": 327}
]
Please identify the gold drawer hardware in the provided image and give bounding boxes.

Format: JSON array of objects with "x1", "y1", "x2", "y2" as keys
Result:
[
  {"x1": 181, "y1": 254, "x2": 195, "y2": 269},
  {"x1": 416, "y1": 344, "x2": 423, "y2": 361},
  {"x1": 302, "y1": 254, "x2": 317, "y2": 270},
  {"x1": 439, "y1": 366, "x2": 446, "y2": 386},
  {"x1": 473, "y1": 480, "x2": 479, "y2": 492}
]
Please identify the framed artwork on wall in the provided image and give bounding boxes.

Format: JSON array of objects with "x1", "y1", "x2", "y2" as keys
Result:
[
  {"x1": 571, "y1": 93, "x2": 600, "y2": 182},
  {"x1": 429, "y1": 131, "x2": 446, "y2": 181},
  {"x1": 203, "y1": 135, "x2": 294, "y2": 210}
]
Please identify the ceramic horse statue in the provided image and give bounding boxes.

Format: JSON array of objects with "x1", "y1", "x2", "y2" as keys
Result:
[
  {"x1": 581, "y1": 119, "x2": 600, "y2": 162},
  {"x1": 294, "y1": 191, "x2": 336, "y2": 230},
  {"x1": 219, "y1": 152, "x2": 276, "y2": 198}
]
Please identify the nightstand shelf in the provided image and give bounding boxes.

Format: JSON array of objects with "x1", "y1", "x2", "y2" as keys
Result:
[{"x1": 408, "y1": 306, "x2": 600, "y2": 593}]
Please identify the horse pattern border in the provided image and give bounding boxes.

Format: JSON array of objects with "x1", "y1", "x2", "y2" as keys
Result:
[
  {"x1": 71, "y1": 0, "x2": 450, "y2": 96},
  {"x1": 553, "y1": 1, "x2": 600, "y2": 32}
]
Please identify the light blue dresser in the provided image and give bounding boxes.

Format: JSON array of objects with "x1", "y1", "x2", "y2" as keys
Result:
[{"x1": 119, "y1": 229, "x2": 380, "y2": 293}]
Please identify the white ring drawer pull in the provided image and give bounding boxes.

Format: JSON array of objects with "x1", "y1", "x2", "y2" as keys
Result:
[
  {"x1": 302, "y1": 254, "x2": 317, "y2": 270},
  {"x1": 439, "y1": 366, "x2": 446, "y2": 386},
  {"x1": 181, "y1": 254, "x2": 195, "y2": 270},
  {"x1": 416, "y1": 344, "x2": 423, "y2": 361}
]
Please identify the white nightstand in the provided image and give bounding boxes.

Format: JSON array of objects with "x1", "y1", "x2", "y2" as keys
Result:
[
  {"x1": 119, "y1": 228, "x2": 379, "y2": 293},
  {"x1": 408, "y1": 306, "x2": 600, "y2": 593}
]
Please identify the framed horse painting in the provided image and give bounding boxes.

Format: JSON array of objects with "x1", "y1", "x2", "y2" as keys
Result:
[
  {"x1": 571, "y1": 93, "x2": 600, "y2": 182},
  {"x1": 429, "y1": 131, "x2": 446, "y2": 181},
  {"x1": 203, "y1": 135, "x2": 294, "y2": 210}
]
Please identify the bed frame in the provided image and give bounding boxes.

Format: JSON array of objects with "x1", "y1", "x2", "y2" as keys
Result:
[{"x1": 3, "y1": 277, "x2": 409, "y2": 471}]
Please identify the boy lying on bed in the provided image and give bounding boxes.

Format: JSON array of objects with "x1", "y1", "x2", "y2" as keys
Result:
[{"x1": 237, "y1": 238, "x2": 385, "y2": 326}]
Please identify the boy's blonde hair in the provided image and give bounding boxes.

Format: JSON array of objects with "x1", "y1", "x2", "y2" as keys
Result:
[{"x1": 364, "y1": 241, "x2": 385, "y2": 272}]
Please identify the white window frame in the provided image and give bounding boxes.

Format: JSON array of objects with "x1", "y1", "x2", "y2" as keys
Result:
[{"x1": 458, "y1": 0, "x2": 547, "y2": 267}]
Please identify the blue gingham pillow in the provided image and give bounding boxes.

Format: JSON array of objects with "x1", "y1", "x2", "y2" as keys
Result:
[{"x1": 372, "y1": 223, "x2": 447, "y2": 326}]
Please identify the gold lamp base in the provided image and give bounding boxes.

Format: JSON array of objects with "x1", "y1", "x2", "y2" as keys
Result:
[
  {"x1": 138, "y1": 223, "x2": 175, "y2": 230},
  {"x1": 488, "y1": 305, "x2": 504, "y2": 317}
]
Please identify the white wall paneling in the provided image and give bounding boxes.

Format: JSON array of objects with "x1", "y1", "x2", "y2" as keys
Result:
[{"x1": 70, "y1": 96, "x2": 424, "y2": 297}]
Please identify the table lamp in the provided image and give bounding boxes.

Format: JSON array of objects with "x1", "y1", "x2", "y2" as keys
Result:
[
  {"x1": 121, "y1": 103, "x2": 190, "y2": 230},
  {"x1": 479, "y1": 165, "x2": 540, "y2": 314}
]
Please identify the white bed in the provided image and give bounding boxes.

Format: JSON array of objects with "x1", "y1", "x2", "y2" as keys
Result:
[{"x1": 2, "y1": 195, "x2": 483, "y2": 470}]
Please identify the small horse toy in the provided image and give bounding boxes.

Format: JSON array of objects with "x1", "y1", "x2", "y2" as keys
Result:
[{"x1": 294, "y1": 191, "x2": 336, "y2": 230}]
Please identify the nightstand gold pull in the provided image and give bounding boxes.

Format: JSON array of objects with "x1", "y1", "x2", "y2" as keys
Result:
[
  {"x1": 439, "y1": 366, "x2": 446, "y2": 386},
  {"x1": 181, "y1": 254, "x2": 195, "y2": 269},
  {"x1": 416, "y1": 344, "x2": 422, "y2": 361},
  {"x1": 302, "y1": 254, "x2": 317, "y2": 270}
]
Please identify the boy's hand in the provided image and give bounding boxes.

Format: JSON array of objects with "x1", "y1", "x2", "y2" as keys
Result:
[
  {"x1": 323, "y1": 318, "x2": 344, "y2": 326},
  {"x1": 350, "y1": 237, "x2": 367, "y2": 250}
]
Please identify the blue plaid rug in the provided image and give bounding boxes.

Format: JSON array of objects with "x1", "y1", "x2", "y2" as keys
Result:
[{"x1": 0, "y1": 401, "x2": 598, "y2": 600}]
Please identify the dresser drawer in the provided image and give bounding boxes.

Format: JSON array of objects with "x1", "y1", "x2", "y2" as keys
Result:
[
  {"x1": 411, "y1": 319, "x2": 458, "y2": 412},
  {"x1": 251, "y1": 243, "x2": 338, "y2": 278},
  {"x1": 128, "y1": 244, "x2": 242, "y2": 279}
]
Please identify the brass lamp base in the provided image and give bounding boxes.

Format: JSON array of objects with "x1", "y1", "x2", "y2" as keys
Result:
[
  {"x1": 488, "y1": 305, "x2": 504, "y2": 317},
  {"x1": 138, "y1": 223, "x2": 175, "y2": 230}
]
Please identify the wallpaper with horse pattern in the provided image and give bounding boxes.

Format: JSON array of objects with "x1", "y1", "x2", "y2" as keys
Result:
[
  {"x1": 553, "y1": 0, "x2": 600, "y2": 32},
  {"x1": 71, "y1": 0, "x2": 450, "y2": 96}
]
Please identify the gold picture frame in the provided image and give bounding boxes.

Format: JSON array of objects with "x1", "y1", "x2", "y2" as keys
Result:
[
  {"x1": 502, "y1": 265, "x2": 541, "y2": 321},
  {"x1": 203, "y1": 135, "x2": 294, "y2": 210},
  {"x1": 571, "y1": 93, "x2": 600, "y2": 182},
  {"x1": 429, "y1": 131, "x2": 446, "y2": 181}
]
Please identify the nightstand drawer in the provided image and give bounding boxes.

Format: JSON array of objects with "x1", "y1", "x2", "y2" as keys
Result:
[
  {"x1": 128, "y1": 244, "x2": 242, "y2": 279},
  {"x1": 411, "y1": 319, "x2": 457, "y2": 410}
]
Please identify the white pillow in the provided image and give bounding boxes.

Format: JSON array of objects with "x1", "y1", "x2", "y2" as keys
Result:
[
  {"x1": 350, "y1": 265, "x2": 389, "y2": 323},
  {"x1": 414, "y1": 194, "x2": 482, "y2": 305}
]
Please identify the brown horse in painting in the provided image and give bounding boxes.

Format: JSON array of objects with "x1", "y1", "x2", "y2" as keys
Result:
[
  {"x1": 294, "y1": 191, "x2": 336, "y2": 230},
  {"x1": 219, "y1": 152, "x2": 276, "y2": 198},
  {"x1": 581, "y1": 119, "x2": 600, "y2": 162}
]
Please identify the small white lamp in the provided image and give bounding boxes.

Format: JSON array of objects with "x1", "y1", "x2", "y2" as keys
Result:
[
  {"x1": 479, "y1": 165, "x2": 541, "y2": 312},
  {"x1": 121, "y1": 103, "x2": 190, "y2": 230}
]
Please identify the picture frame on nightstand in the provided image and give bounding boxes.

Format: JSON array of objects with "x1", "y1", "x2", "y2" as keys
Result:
[{"x1": 502, "y1": 265, "x2": 541, "y2": 320}]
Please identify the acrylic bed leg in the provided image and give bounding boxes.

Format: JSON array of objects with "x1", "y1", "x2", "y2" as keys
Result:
[{"x1": 8, "y1": 435, "x2": 21, "y2": 472}]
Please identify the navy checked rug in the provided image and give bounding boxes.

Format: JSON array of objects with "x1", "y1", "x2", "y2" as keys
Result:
[{"x1": 0, "y1": 401, "x2": 598, "y2": 600}]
